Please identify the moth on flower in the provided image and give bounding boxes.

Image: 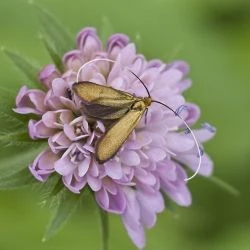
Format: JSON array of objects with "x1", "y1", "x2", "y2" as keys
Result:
[
  {"x1": 13, "y1": 27, "x2": 216, "y2": 249},
  {"x1": 73, "y1": 79, "x2": 153, "y2": 163}
]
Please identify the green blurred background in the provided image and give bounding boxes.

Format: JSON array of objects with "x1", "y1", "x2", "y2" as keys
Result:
[{"x1": 0, "y1": 0, "x2": 250, "y2": 249}]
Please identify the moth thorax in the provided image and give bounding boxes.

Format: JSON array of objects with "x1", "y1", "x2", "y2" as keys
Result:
[
  {"x1": 132, "y1": 99, "x2": 150, "y2": 111},
  {"x1": 143, "y1": 97, "x2": 152, "y2": 107}
]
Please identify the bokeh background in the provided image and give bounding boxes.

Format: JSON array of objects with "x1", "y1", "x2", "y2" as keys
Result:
[{"x1": 0, "y1": 0, "x2": 250, "y2": 249}]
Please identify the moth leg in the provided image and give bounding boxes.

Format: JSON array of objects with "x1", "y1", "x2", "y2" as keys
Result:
[{"x1": 144, "y1": 108, "x2": 149, "y2": 125}]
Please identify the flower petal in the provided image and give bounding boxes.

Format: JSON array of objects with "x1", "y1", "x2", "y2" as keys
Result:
[
  {"x1": 120, "y1": 150, "x2": 140, "y2": 166},
  {"x1": 54, "y1": 157, "x2": 76, "y2": 176},
  {"x1": 104, "y1": 160, "x2": 123, "y2": 179},
  {"x1": 78, "y1": 157, "x2": 91, "y2": 177}
]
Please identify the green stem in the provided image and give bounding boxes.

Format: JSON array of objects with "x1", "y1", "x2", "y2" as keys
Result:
[
  {"x1": 208, "y1": 176, "x2": 240, "y2": 197},
  {"x1": 99, "y1": 208, "x2": 109, "y2": 250}
]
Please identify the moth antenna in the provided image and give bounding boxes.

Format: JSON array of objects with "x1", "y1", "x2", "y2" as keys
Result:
[
  {"x1": 76, "y1": 58, "x2": 116, "y2": 83},
  {"x1": 127, "y1": 69, "x2": 151, "y2": 98},
  {"x1": 144, "y1": 108, "x2": 149, "y2": 125},
  {"x1": 152, "y1": 101, "x2": 202, "y2": 182}
]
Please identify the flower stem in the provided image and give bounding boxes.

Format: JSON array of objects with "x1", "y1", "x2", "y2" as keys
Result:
[{"x1": 99, "y1": 208, "x2": 109, "y2": 250}]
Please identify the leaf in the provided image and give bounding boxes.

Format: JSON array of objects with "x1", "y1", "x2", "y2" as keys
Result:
[
  {"x1": 0, "y1": 143, "x2": 46, "y2": 173},
  {"x1": 0, "y1": 86, "x2": 15, "y2": 104},
  {"x1": 38, "y1": 174, "x2": 65, "y2": 208},
  {"x1": 42, "y1": 189, "x2": 84, "y2": 242},
  {"x1": 207, "y1": 176, "x2": 240, "y2": 197},
  {"x1": 99, "y1": 208, "x2": 109, "y2": 250},
  {"x1": 0, "y1": 87, "x2": 29, "y2": 131},
  {"x1": 39, "y1": 35, "x2": 64, "y2": 72},
  {"x1": 100, "y1": 16, "x2": 114, "y2": 44},
  {"x1": 0, "y1": 168, "x2": 36, "y2": 190},
  {"x1": 0, "y1": 129, "x2": 37, "y2": 147},
  {"x1": 2, "y1": 47, "x2": 40, "y2": 87},
  {"x1": 0, "y1": 111, "x2": 25, "y2": 128},
  {"x1": 32, "y1": 3, "x2": 74, "y2": 57}
]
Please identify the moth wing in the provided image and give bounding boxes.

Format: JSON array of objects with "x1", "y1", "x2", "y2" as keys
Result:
[
  {"x1": 82, "y1": 102, "x2": 129, "y2": 120},
  {"x1": 96, "y1": 108, "x2": 145, "y2": 163},
  {"x1": 73, "y1": 81, "x2": 136, "y2": 107}
]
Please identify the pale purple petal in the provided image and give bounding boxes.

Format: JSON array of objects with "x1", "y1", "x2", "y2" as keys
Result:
[
  {"x1": 165, "y1": 133, "x2": 194, "y2": 153},
  {"x1": 28, "y1": 120, "x2": 56, "y2": 139},
  {"x1": 78, "y1": 157, "x2": 91, "y2": 177},
  {"x1": 107, "y1": 187, "x2": 126, "y2": 214},
  {"x1": 104, "y1": 160, "x2": 123, "y2": 179},
  {"x1": 107, "y1": 33, "x2": 130, "y2": 59},
  {"x1": 178, "y1": 153, "x2": 214, "y2": 176},
  {"x1": 135, "y1": 168, "x2": 156, "y2": 186},
  {"x1": 169, "y1": 60, "x2": 190, "y2": 76},
  {"x1": 29, "y1": 149, "x2": 58, "y2": 182},
  {"x1": 39, "y1": 64, "x2": 60, "y2": 89},
  {"x1": 54, "y1": 157, "x2": 76, "y2": 176},
  {"x1": 159, "y1": 165, "x2": 192, "y2": 206},
  {"x1": 95, "y1": 188, "x2": 109, "y2": 210},
  {"x1": 145, "y1": 148, "x2": 166, "y2": 162},
  {"x1": 122, "y1": 188, "x2": 145, "y2": 249},
  {"x1": 76, "y1": 27, "x2": 102, "y2": 57},
  {"x1": 63, "y1": 174, "x2": 87, "y2": 193},
  {"x1": 137, "y1": 189, "x2": 165, "y2": 228},
  {"x1": 165, "y1": 182, "x2": 192, "y2": 207},
  {"x1": 120, "y1": 150, "x2": 140, "y2": 166},
  {"x1": 14, "y1": 86, "x2": 46, "y2": 115},
  {"x1": 87, "y1": 175, "x2": 102, "y2": 191}
]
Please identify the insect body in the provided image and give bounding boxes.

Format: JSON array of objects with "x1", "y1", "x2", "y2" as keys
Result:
[{"x1": 73, "y1": 81, "x2": 152, "y2": 163}]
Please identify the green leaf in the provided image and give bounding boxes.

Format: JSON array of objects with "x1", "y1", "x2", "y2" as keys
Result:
[
  {"x1": 42, "y1": 189, "x2": 83, "y2": 242},
  {"x1": 0, "y1": 168, "x2": 36, "y2": 190},
  {"x1": 32, "y1": 3, "x2": 74, "y2": 57},
  {"x1": 100, "y1": 16, "x2": 114, "y2": 45},
  {"x1": 2, "y1": 47, "x2": 40, "y2": 87},
  {"x1": 38, "y1": 175, "x2": 64, "y2": 209},
  {"x1": 0, "y1": 111, "x2": 24, "y2": 128},
  {"x1": 99, "y1": 208, "x2": 109, "y2": 250},
  {"x1": 0, "y1": 129, "x2": 37, "y2": 147},
  {"x1": 39, "y1": 35, "x2": 64, "y2": 72},
  {"x1": 0, "y1": 86, "x2": 15, "y2": 103},
  {"x1": 207, "y1": 176, "x2": 240, "y2": 197},
  {"x1": 0, "y1": 87, "x2": 28, "y2": 131},
  {"x1": 0, "y1": 143, "x2": 46, "y2": 173}
]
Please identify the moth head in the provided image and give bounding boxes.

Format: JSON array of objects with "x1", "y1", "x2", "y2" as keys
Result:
[{"x1": 143, "y1": 97, "x2": 152, "y2": 107}]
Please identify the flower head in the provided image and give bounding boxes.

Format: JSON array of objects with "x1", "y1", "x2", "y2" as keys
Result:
[{"x1": 14, "y1": 27, "x2": 216, "y2": 249}]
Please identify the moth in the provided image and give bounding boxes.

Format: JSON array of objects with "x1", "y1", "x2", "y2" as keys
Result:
[{"x1": 73, "y1": 71, "x2": 176, "y2": 164}]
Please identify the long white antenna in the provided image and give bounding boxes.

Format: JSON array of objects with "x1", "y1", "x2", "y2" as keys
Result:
[
  {"x1": 179, "y1": 116, "x2": 202, "y2": 182},
  {"x1": 76, "y1": 58, "x2": 116, "y2": 83}
]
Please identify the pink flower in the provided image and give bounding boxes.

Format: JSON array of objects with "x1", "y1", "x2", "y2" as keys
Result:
[{"x1": 14, "y1": 27, "x2": 216, "y2": 249}]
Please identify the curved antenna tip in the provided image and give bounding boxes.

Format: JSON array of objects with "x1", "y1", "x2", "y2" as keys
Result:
[{"x1": 76, "y1": 58, "x2": 116, "y2": 83}]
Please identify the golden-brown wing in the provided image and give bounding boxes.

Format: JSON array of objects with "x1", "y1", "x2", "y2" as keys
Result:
[
  {"x1": 73, "y1": 81, "x2": 137, "y2": 107},
  {"x1": 81, "y1": 103, "x2": 129, "y2": 120},
  {"x1": 96, "y1": 108, "x2": 145, "y2": 163}
]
